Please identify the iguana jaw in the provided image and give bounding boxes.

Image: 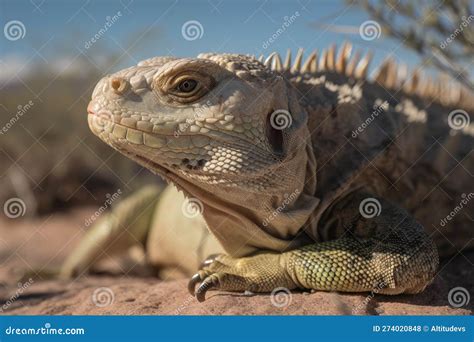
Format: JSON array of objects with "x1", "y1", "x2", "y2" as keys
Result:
[
  {"x1": 87, "y1": 53, "x2": 320, "y2": 256},
  {"x1": 88, "y1": 110, "x2": 319, "y2": 257}
]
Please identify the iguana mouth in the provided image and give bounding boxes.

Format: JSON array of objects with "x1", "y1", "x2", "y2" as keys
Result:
[
  {"x1": 87, "y1": 107, "x2": 265, "y2": 151},
  {"x1": 99, "y1": 131, "x2": 194, "y2": 194}
]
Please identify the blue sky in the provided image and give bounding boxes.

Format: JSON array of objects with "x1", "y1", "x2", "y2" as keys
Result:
[{"x1": 0, "y1": 0, "x2": 425, "y2": 77}]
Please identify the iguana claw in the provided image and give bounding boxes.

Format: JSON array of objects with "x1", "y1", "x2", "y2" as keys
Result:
[
  {"x1": 195, "y1": 273, "x2": 220, "y2": 302},
  {"x1": 189, "y1": 254, "x2": 225, "y2": 301},
  {"x1": 198, "y1": 254, "x2": 221, "y2": 269},
  {"x1": 188, "y1": 271, "x2": 221, "y2": 301},
  {"x1": 188, "y1": 273, "x2": 202, "y2": 296}
]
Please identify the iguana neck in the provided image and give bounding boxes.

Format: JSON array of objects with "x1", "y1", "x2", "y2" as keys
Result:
[{"x1": 168, "y1": 109, "x2": 319, "y2": 258}]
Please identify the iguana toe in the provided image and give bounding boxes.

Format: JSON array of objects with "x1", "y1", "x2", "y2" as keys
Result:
[
  {"x1": 189, "y1": 254, "x2": 225, "y2": 299},
  {"x1": 191, "y1": 269, "x2": 246, "y2": 302},
  {"x1": 195, "y1": 272, "x2": 221, "y2": 302},
  {"x1": 188, "y1": 253, "x2": 297, "y2": 301},
  {"x1": 198, "y1": 253, "x2": 223, "y2": 269}
]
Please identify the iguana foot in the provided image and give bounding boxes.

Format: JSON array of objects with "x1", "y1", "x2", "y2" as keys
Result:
[
  {"x1": 187, "y1": 193, "x2": 439, "y2": 302},
  {"x1": 188, "y1": 253, "x2": 297, "y2": 302}
]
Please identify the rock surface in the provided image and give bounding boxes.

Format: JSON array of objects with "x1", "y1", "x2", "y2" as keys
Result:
[{"x1": 0, "y1": 209, "x2": 472, "y2": 315}]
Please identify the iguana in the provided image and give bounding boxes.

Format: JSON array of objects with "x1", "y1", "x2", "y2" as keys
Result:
[{"x1": 65, "y1": 42, "x2": 473, "y2": 302}]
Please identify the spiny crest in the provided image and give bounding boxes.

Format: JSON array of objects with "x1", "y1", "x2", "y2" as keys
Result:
[
  {"x1": 257, "y1": 42, "x2": 372, "y2": 79},
  {"x1": 372, "y1": 58, "x2": 473, "y2": 111},
  {"x1": 258, "y1": 42, "x2": 473, "y2": 111}
]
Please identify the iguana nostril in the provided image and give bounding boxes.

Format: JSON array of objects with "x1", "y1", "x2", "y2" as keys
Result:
[{"x1": 110, "y1": 77, "x2": 128, "y2": 94}]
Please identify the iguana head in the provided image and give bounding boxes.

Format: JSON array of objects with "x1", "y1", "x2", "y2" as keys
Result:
[{"x1": 88, "y1": 53, "x2": 318, "y2": 256}]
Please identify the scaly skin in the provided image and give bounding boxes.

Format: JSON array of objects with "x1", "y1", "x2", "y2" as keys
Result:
[
  {"x1": 76, "y1": 43, "x2": 473, "y2": 301},
  {"x1": 188, "y1": 192, "x2": 438, "y2": 300}
]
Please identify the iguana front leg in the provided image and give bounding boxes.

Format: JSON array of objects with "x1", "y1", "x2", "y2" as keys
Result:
[{"x1": 188, "y1": 193, "x2": 439, "y2": 301}]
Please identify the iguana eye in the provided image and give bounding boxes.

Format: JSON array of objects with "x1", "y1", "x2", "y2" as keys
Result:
[
  {"x1": 155, "y1": 71, "x2": 215, "y2": 104},
  {"x1": 176, "y1": 79, "x2": 198, "y2": 93}
]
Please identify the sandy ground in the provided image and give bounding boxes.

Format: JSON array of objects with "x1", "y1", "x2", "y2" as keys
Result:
[{"x1": 0, "y1": 209, "x2": 472, "y2": 315}]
